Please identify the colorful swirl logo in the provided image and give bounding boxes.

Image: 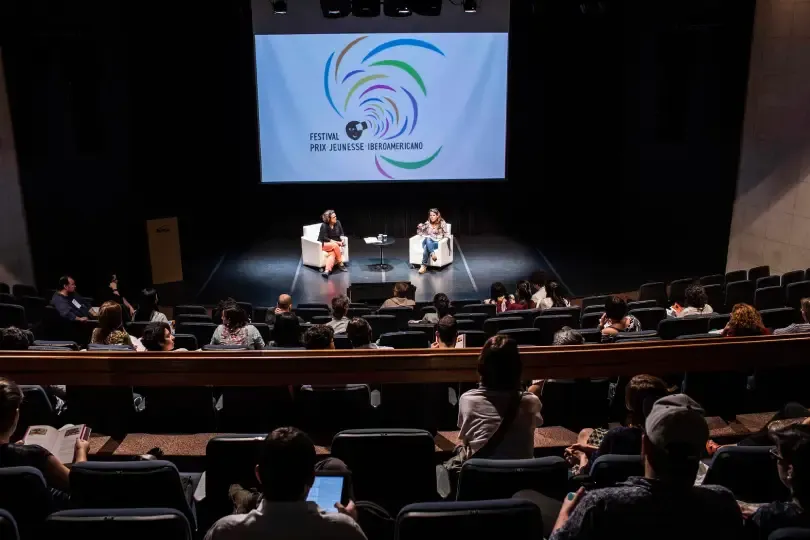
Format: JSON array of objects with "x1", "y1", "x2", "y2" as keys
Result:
[{"x1": 323, "y1": 36, "x2": 444, "y2": 179}]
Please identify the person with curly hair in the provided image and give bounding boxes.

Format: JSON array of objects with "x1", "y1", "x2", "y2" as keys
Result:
[
  {"x1": 721, "y1": 303, "x2": 770, "y2": 337},
  {"x1": 668, "y1": 284, "x2": 713, "y2": 318},
  {"x1": 211, "y1": 301, "x2": 265, "y2": 349}
]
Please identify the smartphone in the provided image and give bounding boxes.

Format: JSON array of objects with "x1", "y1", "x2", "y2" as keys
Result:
[{"x1": 306, "y1": 473, "x2": 346, "y2": 513}]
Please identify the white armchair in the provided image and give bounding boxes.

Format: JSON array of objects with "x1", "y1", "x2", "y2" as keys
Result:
[
  {"x1": 409, "y1": 223, "x2": 453, "y2": 268},
  {"x1": 301, "y1": 224, "x2": 349, "y2": 270}
]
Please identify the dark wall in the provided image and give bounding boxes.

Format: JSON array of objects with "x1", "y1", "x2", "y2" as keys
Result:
[{"x1": 1, "y1": 0, "x2": 755, "y2": 295}]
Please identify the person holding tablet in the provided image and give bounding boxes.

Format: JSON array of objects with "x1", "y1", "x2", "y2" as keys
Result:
[{"x1": 319, "y1": 209, "x2": 346, "y2": 279}]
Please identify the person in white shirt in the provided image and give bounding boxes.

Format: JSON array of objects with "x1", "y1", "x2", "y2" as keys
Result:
[
  {"x1": 204, "y1": 427, "x2": 366, "y2": 540},
  {"x1": 530, "y1": 271, "x2": 548, "y2": 310},
  {"x1": 667, "y1": 285, "x2": 713, "y2": 318},
  {"x1": 326, "y1": 295, "x2": 350, "y2": 334},
  {"x1": 538, "y1": 281, "x2": 571, "y2": 310}
]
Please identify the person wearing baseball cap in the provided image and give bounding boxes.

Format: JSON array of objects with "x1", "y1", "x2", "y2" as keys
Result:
[{"x1": 550, "y1": 394, "x2": 743, "y2": 539}]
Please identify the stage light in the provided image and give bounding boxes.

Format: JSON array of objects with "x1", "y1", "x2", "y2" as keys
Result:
[
  {"x1": 384, "y1": 0, "x2": 412, "y2": 17},
  {"x1": 411, "y1": 0, "x2": 442, "y2": 16},
  {"x1": 352, "y1": 0, "x2": 381, "y2": 17},
  {"x1": 271, "y1": 0, "x2": 287, "y2": 14},
  {"x1": 320, "y1": 0, "x2": 350, "y2": 18},
  {"x1": 463, "y1": 0, "x2": 477, "y2": 13}
]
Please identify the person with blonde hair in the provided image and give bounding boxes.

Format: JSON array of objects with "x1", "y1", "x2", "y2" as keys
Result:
[{"x1": 91, "y1": 301, "x2": 143, "y2": 349}]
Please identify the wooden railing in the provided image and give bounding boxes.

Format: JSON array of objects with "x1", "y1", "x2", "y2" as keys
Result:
[{"x1": 1, "y1": 334, "x2": 808, "y2": 386}]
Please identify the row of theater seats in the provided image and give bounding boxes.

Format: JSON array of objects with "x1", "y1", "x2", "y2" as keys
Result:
[{"x1": 0, "y1": 431, "x2": 798, "y2": 539}]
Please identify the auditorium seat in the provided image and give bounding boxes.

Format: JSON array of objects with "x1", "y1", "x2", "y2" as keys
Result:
[
  {"x1": 294, "y1": 307, "x2": 331, "y2": 322},
  {"x1": 13, "y1": 386, "x2": 56, "y2": 442},
  {"x1": 204, "y1": 435, "x2": 266, "y2": 524},
  {"x1": 407, "y1": 322, "x2": 435, "y2": 341},
  {"x1": 69, "y1": 461, "x2": 196, "y2": 529},
  {"x1": 18, "y1": 296, "x2": 46, "y2": 325},
  {"x1": 703, "y1": 284, "x2": 725, "y2": 313},
  {"x1": 483, "y1": 316, "x2": 523, "y2": 336},
  {"x1": 628, "y1": 307, "x2": 666, "y2": 332},
  {"x1": 455, "y1": 319, "x2": 476, "y2": 332},
  {"x1": 769, "y1": 529, "x2": 810, "y2": 540},
  {"x1": 760, "y1": 307, "x2": 798, "y2": 330},
  {"x1": 88, "y1": 344, "x2": 134, "y2": 351},
  {"x1": 175, "y1": 314, "x2": 212, "y2": 324},
  {"x1": 589, "y1": 454, "x2": 644, "y2": 488},
  {"x1": 311, "y1": 315, "x2": 332, "y2": 324},
  {"x1": 682, "y1": 370, "x2": 748, "y2": 420},
  {"x1": 582, "y1": 304, "x2": 605, "y2": 315},
  {"x1": 126, "y1": 321, "x2": 150, "y2": 338},
  {"x1": 581, "y1": 295, "x2": 610, "y2": 309},
  {"x1": 755, "y1": 286, "x2": 786, "y2": 311},
  {"x1": 615, "y1": 330, "x2": 659, "y2": 341},
  {"x1": 0, "y1": 293, "x2": 18, "y2": 306},
  {"x1": 235, "y1": 302, "x2": 254, "y2": 320},
  {"x1": 66, "y1": 386, "x2": 141, "y2": 435},
  {"x1": 12, "y1": 284, "x2": 37, "y2": 298},
  {"x1": 748, "y1": 265, "x2": 771, "y2": 284},
  {"x1": 540, "y1": 306, "x2": 581, "y2": 326},
  {"x1": 175, "y1": 322, "x2": 217, "y2": 348},
  {"x1": 172, "y1": 333, "x2": 198, "y2": 350},
  {"x1": 32, "y1": 339, "x2": 78, "y2": 350},
  {"x1": 459, "y1": 330, "x2": 487, "y2": 347},
  {"x1": 396, "y1": 500, "x2": 543, "y2": 540},
  {"x1": 0, "y1": 467, "x2": 53, "y2": 540},
  {"x1": 347, "y1": 306, "x2": 373, "y2": 318},
  {"x1": 297, "y1": 303, "x2": 330, "y2": 310},
  {"x1": 673, "y1": 333, "x2": 715, "y2": 340},
  {"x1": 781, "y1": 270, "x2": 806, "y2": 292},
  {"x1": 202, "y1": 344, "x2": 247, "y2": 351},
  {"x1": 379, "y1": 331, "x2": 431, "y2": 349},
  {"x1": 626, "y1": 300, "x2": 656, "y2": 311},
  {"x1": 0, "y1": 282, "x2": 8, "y2": 294},
  {"x1": 0, "y1": 509, "x2": 18, "y2": 540},
  {"x1": 578, "y1": 328, "x2": 602, "y2": 343},
  {"x1": 331, "y1": 429, "x2": 437, "y2": 514},
  {"x1": 456, "y1": 457, "x2": 568, "y2": 502},
  {"x1": 703, "y1": 446, "x2": 789, "y2": 503},
  {"x1": 45, "y1": 509, "x2": 192, "y2": 540},
  {"x1": 0, "y1": 303, "x2": 26, "y2": 329},
  {"x1": 699, "y1": 274, "x2": 725, "y2": 286},
  {"x1": 725, "y1": 270, "x2": 747, "y2": 284},
  {"x1": 726, "y1": 280, "x2": 755, "y2": 309},
  {"x1": 580, "y1": 312, "x2": 603, "y2": 329},
  {"x1": 786, "y1": 281, "x2": 810, "y2": 311},
  {"x1": 497, "y1": 328, "x2": 544, "y2": 346},
  {"x1": 668, "y1": 278, "x2": 695, "y2": 306},
  {"x1": 174, "y1": 305, "x2": 207, "y2": 317},
  {"x1": 615, "y1": 335, "x2": 661, "y2": 343},
  {"x1": 457, "y1": 303, "x2": 496, "y2": 318},
  {"x1": 709, "y1": 313, "x2": 730, "y2": 330},
  {"x1": 361, "y1": 314, "x2": 398, "y2": 340},
  {"x1": 657, "y1": 317, "x2": 711, "y2": 340},
  {"x1": 757, "y1": 275, "x2": 781, "y2": 289},
  {"x1": 378, "y1": 306, "x2": 415, "y2": 330},
  {"x1": 494, "y1": 308, "x2": 540, "y2": 327},
  {"x1": 533, "y1": 314, "x2": 576, "y2": 344},
  {"x1": 638, "y1": 282, "x2": 667, "y2": 307}
]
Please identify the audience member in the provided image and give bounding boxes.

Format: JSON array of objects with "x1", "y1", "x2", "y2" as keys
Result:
[
  {"x1": 270, "y1": 312, "x2": 302, "y2": 348},
  {"x1": 550, "y1": 394, "x2": 743, "y2": 539},
  {"x1": 529, "y1": 270, "x2": 548, "y2": 309},
  {"x1": 432, "y1": 315, "x2": 458, "y2": 348},
  {"x1": 0, "y1": 378, "x2": 89, "y2": 496},
  {"x1": 746, "y1": 424, "x2": 810, "y2": 538},
  {"x1": 0, "y1": 327, "x2": 31, "y2": 350},
  {"x1": 528, "y1": 327, "x2": 584, "y2": 398},
  {"x1": 50, "y1": 275, "x2": 92, "y2": 321},
  {"x1": 457, "y1": 335, "x2": 543, "y2": 459},
  {"x1": 132, "y1": 288, "x2": 169, "y2": 323},
  {"x1": 91, "y1": 301, "x2": 143, "y2": 350},
  {"x1": 506, "y1": 280, "x2": 533, "y2": 311},
  {"x1": 722, "y1": 303, "x2": 770, "y2": 337},
  {"x1": 346, "y1": 318, "x2": 392, "y2": 349},
  {"x1": 598, "y1": 296, "x2": 642, "y2": 341},
  {"x1": 304, "y1": 325, "x2": 335, "y2": 350},
  {"x1": 565, "y1": 375, "x2": 671, "y2": 474},
  {"x1": 100, "y1": 273, "x2": 135, "y2": 320},
  {"x1": 668, "y1": 284, "x2": 713, "y2": 318},
  {"x1": 326, "y1": 295, "x2": 350, "y2": 334},
  {"x1": 204, "y1": 427, "x2": 365, "y2": 540},
  {"x1": 211, "y1": 301, "x2": 265, "y2": 349},
  {"x1": 419, "y1": 293, "x2": 451, "y2": 324},
  {"x1": 381, "y1": 282, "x2": 415, "y2": 308},
  {"x1": 141, "y1": 321, "x2": 188, "y2": 351},
  {"x1": 266, "y1": 294, "x2": 305, "y2": 326},
  {"x1": 538, "y1": 281, "x2": 570, "y2": 309},
  {"x1": 484, "y1": 282, "x2": 509, "y2": 313},
  {"x1": 775, "y1": 298, "x2": 810, "y2": 335}
]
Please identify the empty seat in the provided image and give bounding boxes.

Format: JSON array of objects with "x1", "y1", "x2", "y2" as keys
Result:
[
  {"x1": 0, "y1": 467, "x2": 53, "y2": 539},
  {"x1": 583, "y1": 304, "x2": 606, "y2": 315},
  {"x1": 494, "y1": 308, "x2": 540, "y2": 327},
  {"x1": 0, "y1": 509, "x2": 18, "y2": 540},
  {"x1": 704, "y1": 284, "x2": 725, "y2": 313},
  {"x1": 332, "y1": 429, "x2": 437, "y2": 515},
  {"x1": 703, "y1": 446, "x2": 789, "y2": 503},
  {"x1": 483, "y1": 317, "x2": 524, "y2": 336},
  {"x1": 172, "y1": 334, "x2": 198, "y2": 350},
  {"x1": 69, "y1": 461, "x2": 195, "y2": 528},
  {"x1": 657, "y1": 317, "x2": 711, "y2": 340},
  {"x1": 456, "y1": 457, "x2": 568, "y2": 502},
  {"x1": 0, "y1": 293, "x2": 19, "y2": 306},
  {"x1": 0, "y1": 303, "x2": 26, "y2": 328},
  {"x1": 757, "y1": 275, "x2": 781, "y2": 289},
  {"x1": 497, "y1": 328, "x2": 544, "y2": 346},
  {"x1": 12, "y1": 284, "x2": 37, "y2": 298},
  {"x1": 297, "y1": 385, "x2": 373, "y2": 434},
  {"x1": 459, "y1": 330, "x2": 487, "y2": 348},
  {"x1": 174, "y1": 322, "x2": 217, "y2": 348},
  {"x1": 0, "y1": 282, "x2": 8, "y2": 294},
  {"x1": 458, "y1": 312, "x2": 489, "y2": 331},
  {"x1": 377, "y1": 306, "x2": 415, "y2": 330},
  {"x1": 174, "y1": 305, "x2": 207, "y2": 317},
  {"x1": 580, "y1": 312, "x2": 603, "y2": 329},
  {"x1": 310, "y1": 315, "x2": 332, "y2": 325},
  {"x1": 45, "y1": 509, "x2": 191, "y2": 540},
  {"x1": 669, "y1": 278, "x2": 695, "y2": 306},
  {"x1": 615, "y1": 330, "x2": 659, "y2": 341},
  {"x1": 725, "y1": 280, "x2": 755, "y2": 309},
  {"x1": 581, "y1": 295, "x2": 610, "y2": 309},
  {"x1": 533, "y1": 314, "x2": 577, "y2": 344},
  {"x1": 628, "y1": 307, "x2": 666, "y2": 332},
  {"x1": 626, "y1": 300, "x2": 657, "y2": 311},
  {"x1": 235, "y1": 302, "x2": 254, "y2": 320},
  {"x1": 709, "y1": 313, "x2": 730, "y2": 331},
  {"x1": 361, "y1": 315, "x2": 398, "y2": 340},
  {"x1": 725, "y1": 270, "x2": 747, "y2": 283},
  {"x1": 578, "y1": 328, "x2": 602, "y2": 343},
  {"x1": 252, "y1": 322, "x2": 271, "y2": 343},
  {"x1": 297, "y1": 302, "x2": 330, "y2": 310},
  {"x1": 18, "y1": 296, "x2": 46, "y2": 325},
  {"x1": 457, "y1": 303, "x2": 496, "y2": 318},
  {"x1": 347, "y1": 307, "x2": 373, "y2": 318},
  {"x1": 204, "y1": 435, "x2": 266, "y2": 521},
  {"x1": 589, "y1": 454, "x2": 644, "y2": 487},
  {"x1": 760, "y1": 307, "x2": 799, "y2": 330},
  {"x1": 540, "y1": 306, "x2": 581, "y2": 326},
  {"x1": 755, "y1": 286, "x2": 786, "y2": 311},
  {"x1": 379, "y1": 331, "x2": 430, "y2": 349},
  {"x1": 786, "y1": 281, "x2": 810, "y2": 311},
  {"x1": 748, "y1": 265, "x2": 771, "y2": 283},
  {"x1": 396, "y1": 499, "x2": 543, "y2": 540},
  {"x1": 408, "y1": 322, "x2": 436, "y2": 342},
  {"x1": 175, "y1": 314, "x2": 212, "y2": 324},
  {"x1": 699, "y1": 274, "x2": 725, "y2": 286},
  {"x1": 782, "y1": 270, "x2": 806, "y2": 292},
  {"x1": 638, "y1": 282, "x2": 667, "y2": 307}
]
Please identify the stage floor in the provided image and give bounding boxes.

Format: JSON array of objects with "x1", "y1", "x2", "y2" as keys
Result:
[{"x1": 187, "y1": 235, "x2": 557, "y2": 307}]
